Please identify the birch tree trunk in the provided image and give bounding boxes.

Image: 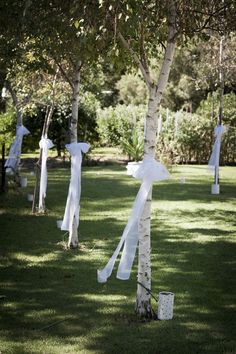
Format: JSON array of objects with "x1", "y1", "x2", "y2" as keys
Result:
[
  {"x1": 1, "y1": 143, "x2": 6, "y2": 193},
  {"x1": 135, "y1": 2, "x2": 177, "y2": 318},
  {"x1": 7, "y1": 82, "x2": 23, "y2": 185},
  {"x1": 32, "y1": 104, "x2": 54, "y2": 214},
  {"x1": 67, "y1": 61, "x2": 81, "y2": 249},
  {"x1": 34, "y1": 69, "x2": 59, "y2": 214},
  {"x1": 1, "y1": 95, "x2": 6, "y2": 193},
  {"x1": 214, "y1": 36, "x2": 224, "y2": 185}
]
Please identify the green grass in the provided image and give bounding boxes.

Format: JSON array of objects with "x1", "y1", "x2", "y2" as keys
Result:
[
  {"x1": 0, "y1": 163, "x2": 236, "y2": 354},
  {"x1": 21, "y1": 146, "x2": 125, "y2": 160}
]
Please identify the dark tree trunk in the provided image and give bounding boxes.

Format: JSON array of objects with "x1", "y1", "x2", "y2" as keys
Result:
[{"x1": 1, "y1": 143, "x2": 6, "y2": 193}]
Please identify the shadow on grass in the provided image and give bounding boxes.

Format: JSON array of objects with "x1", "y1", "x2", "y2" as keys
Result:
[
  {"x1": 0, "y1": 165, "x2": 236, "y2": 353},
  {"x1": 1, "y1": 213, "x2": 235, "y2": 353}
]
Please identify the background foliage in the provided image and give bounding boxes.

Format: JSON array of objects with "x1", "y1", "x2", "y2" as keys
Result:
[{"x1": 96, "y1": 93, "x2": 236, "y2": 164}]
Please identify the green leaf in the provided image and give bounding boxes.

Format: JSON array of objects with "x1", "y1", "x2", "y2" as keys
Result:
[{"x1": 74, "y1": 20, "x2": 80, "y2": 29}]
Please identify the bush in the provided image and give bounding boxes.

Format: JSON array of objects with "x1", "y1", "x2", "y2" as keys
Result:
[
  {"x1": 0, "y1": 108, "x2": 16, "y2": 148},
  {"x1": 120, "y1": 127, "x2": 144, "y2": 161},
  {"x1": 96, "y1": 104, "x2": 146, "y2": 146},
  {"x1": 156, "y1": 92, "x2": 236, "y2": 165},
  {"x1": 96, "y1": 92, "x2": 236, "y2": 165}
]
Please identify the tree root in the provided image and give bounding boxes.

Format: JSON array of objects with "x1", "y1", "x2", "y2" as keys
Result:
[{"x1": 135, "y1": 300, "x2": 157, "y2": 320}]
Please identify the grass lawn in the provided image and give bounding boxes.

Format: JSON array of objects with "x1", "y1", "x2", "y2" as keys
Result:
[{"x1": 0, "y1": 161, "x2": 236, "y2": 354}]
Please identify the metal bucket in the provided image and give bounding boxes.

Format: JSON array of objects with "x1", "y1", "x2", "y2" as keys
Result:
[
  {"x1": 56, "y1": 220, "x2": 63, "y2": 229},
  {"x1": 157, "y1": 291, "x2": 175, "y2": 320},
  {"x1": 211, "y1": 183, "x2": 220, "y2": 195},
  {"x1": 20, "y1": 177, "x2": 27, "y2": 188},
  {"x1": 27, "y1": 194, "x2": 33, "y2": 202}
]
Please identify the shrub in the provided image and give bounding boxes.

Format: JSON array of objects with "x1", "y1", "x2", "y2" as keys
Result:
[
  {"x1": 96, "y1": 104, "x2": 146, "y2": 146},
  {"x1": 96, "y1": 92, "x2": 236, "y2": 165},
  {"x1": 156, "y1": 92, "x2": 236, "y2": 165},
  {"x1": 120, "y1": 127, "x2": 144, "y2": 161},
  {"x1": 0, "y1": 108, "x2": 16, "y2": 148}
]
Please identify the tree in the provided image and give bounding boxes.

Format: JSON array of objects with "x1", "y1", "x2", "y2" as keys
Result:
[
  {"x1": 31, "y1": 68, "x2": 59, "y2": 214},
  {"x1": 164, "y1": 33, "x2": 236, "y2": 111},
  {"x1": 0, "y1": 0, "x2": 36, "y2": 190},
  {"x1": 2, "y1": 54, "x2": 46, "y2": 185},
  {"x1": 23, "y1": 0, "x2": 108, "y2": 248},
  {"x1": 98, "y1": 0, "x2": 236, "y2": 318}
]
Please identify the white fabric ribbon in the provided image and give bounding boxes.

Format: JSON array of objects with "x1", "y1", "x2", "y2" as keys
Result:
[
  {"x1": 208, "y1": 125, "x2": 227, "y2": 173},
  {"x1": 5, "y1": 125, "x2": 30, "y2": 172},
  {"x1": 38, "y1": 136, "x2": 54, "y2": 210},
  {"x1": 61, "y1": 142, "x2": 90, "y2": 234},
  {"x1": 97, "y1": 155, "x2": 170, "y2": 283}
]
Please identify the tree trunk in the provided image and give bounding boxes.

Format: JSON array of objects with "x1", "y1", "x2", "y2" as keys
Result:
[
  {"x1": 36, "y1": 68, "x2": 58, "y2": 213},
  {"x1": 14, "y1": 110, "x2": 23, "y2": 186},
  {"x1": 135, "y1": 87, "x2": 158, "y2": 318},
  {"x1": 31, "y1": 68, "x2": 59, "y2": 213},
  {"x1": 1, "y1": 143, "x2": 6, "y2": 193},
  {"x1": 6, "y1": 81, "x2": 23, "y2": 186},
  {"x1": 1, "y1": 96, "x2": 6, "y2": 193},
  {"x1": 136, "y1": 87, "x2": 163, "y2": 317},
  {"x1": 214, "y1": 36, "x2": 224, "y2": 185},
  {"x1": 68, "y1": 61, "x2": 81, "y2": 249},
  {"x1": 32, "y1": 153, "x2": 41, "y2": 213},
  {"x1": 135, "y1": 2, "x2": 176, "y2": 317}
]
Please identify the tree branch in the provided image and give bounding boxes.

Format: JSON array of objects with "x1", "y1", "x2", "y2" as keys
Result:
[
  {"x1": 5, "y1": 80, "x2": 18, "y2": 107},
  {"x1": 23, "y1": 0, "x2": 32, "y2": 17},
  {"x1": 54, "y1": 60, "x2": 73, "y2": 90},
  {"x1": 155, "y1": 0, "x2": 177, "y2": 92},
  {"x1": 186, "y1": 3, "x2": 229, "y2": 34},
  {"x1": 117, "y1": 31, "x2": 152, "y2": 88},
  {"x1": 43, "y1": 67, "x2": 59, "y2": 136},
  {"x1": 140, "y1": 20, "x2": 151, "y2": 80}
]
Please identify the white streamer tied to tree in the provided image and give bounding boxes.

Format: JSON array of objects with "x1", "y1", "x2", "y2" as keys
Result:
[
  {"x1": 5, "y1": 125, "x2": 30, "y2": 172},
  {"x1": 38, "y1": 136, "x2": 54, "y2": 210},
  {"x1": 97, "y1": 155, "x2": 170, "y2": 283},
  {"x1": 208, "y1": 125, "x2": 227, "y2": 173},
  {"x1": 61, "y1": 142, "x2": 90, "y2": 234}
]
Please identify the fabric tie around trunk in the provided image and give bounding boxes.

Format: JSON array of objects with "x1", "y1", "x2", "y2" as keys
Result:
[
  {"x1": 97, "y1": 155, "x2": 170, "y2": 283},
  {"x1": 5, "y1": 125, "x2": 30, "y2": 172},
  {"x1": 208, "y1": 125, "x2": 227, "y2": 173},
  {"x1": 61, "y1": 142, "x2": 90, "y2": 234},
  {"x1": 38, "y1": 136, "x2": 54, "y2": 210}
]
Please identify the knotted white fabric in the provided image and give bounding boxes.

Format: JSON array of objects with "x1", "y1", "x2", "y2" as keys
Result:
[
  {"x1": 5, "y1": 125, "x2": 30, "y2": 172},
  {"x1": 97, "y1": 155, "x2": 170, "y2": 283},
  {"x1": 61, "y1": 142, "x2": 90, "y2": 234},
  {"x1": 38, "y1": 136, "x2": 54, "y2": 210},
  {"x1": 208, "y1": 125, "x2": 227, "y2": 173}
]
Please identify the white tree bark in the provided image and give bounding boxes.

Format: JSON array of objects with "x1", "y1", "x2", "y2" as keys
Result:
[
  {"x1": 135, "y1": 2, "x2": 177, "y2": 317},
  {"x1": 6, "y1": 81, "x2": 24, "y2": 185},
  {"x1": 67, "y1": 61, "x2": 81, "y2": 249},
  {"x1": 36, "y1": 69, "x2": 58, "y2": 214},
  {"x1": 214, "y1": 36, "x2": 224, "y2": 185},
  {"x1": 135, "y1": 88, "x2": 157, "y2": 317}
]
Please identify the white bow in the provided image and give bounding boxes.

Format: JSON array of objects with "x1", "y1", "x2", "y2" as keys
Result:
[
  {"x1": 97, "y1": 155, "x2": 170, "y2": 283},
  {"x1": 5, "y1": 125, "x2": 30, "y2": 172},
  {"x1": 61, "y1": 142, "x2": 90, "y2": 234},
  {"x1": 208, "y1": 125, "x2": 227, "y2": 173},
  {"x1": 38, "y1": 136, "x2": 54, "y2": 210}
]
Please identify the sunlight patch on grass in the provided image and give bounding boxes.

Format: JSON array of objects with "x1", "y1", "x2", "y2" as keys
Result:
[
  {"x1": 183, "y1": 321, "x2": 212, "y2": 330},
  {"x1": 77, "y1": 293, "x2": 129, "y2": 303},
  {"x1": 25, "y1": 308, "x2": 57, "y2": 319},
  {"x1": 9, "y1": 252, "x2": 62, "y2": 264}
]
